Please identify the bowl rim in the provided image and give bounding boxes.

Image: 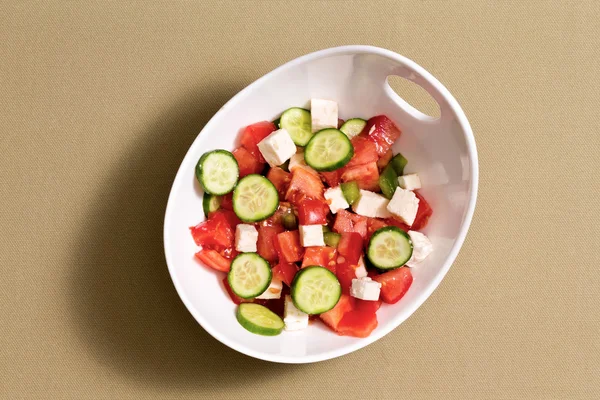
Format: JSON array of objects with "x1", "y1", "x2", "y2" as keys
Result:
[{"x1": 163, "y1": 45, "x2": 479, "y2": 364}]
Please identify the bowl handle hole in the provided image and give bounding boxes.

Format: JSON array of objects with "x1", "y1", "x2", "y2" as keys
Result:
[{"x1": 386, "y1": 75, "x2": 441, "y2": 120}]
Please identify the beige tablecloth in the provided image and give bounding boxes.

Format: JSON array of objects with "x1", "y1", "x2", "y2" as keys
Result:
[{"x1": 1, "y1": 1, "x2": 599, "y2": 399}]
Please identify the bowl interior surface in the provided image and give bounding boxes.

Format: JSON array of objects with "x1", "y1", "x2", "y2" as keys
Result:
[{"x1": 164, "y1": 46, "x2": 477, "y2": 363}]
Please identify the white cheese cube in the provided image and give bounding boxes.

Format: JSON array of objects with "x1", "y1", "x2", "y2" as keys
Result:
[
  {"x1": 352, "y1": 190, "x2": 392, "y2": 218},
  {"x1": 311, "y1": 98, "x2": 338, "y2": 132},
  {"x1": 235, "y1": 224, "x2": 258, "y2": 252},
  {"x1": 256, "y1": 278, "x2": 282, "y2": 299},
  {"x1": 350, "y1": 277, "x2": 381, "y2": 301},
  {"x1": 288, "y1": 151, "x2": 318, "y2": 175},
  {"x1": 387, "y1": 187, "x2": 420, "y2": 226},
  {"x1": 324, "y1": 186, "x2": 349, "y2": 214},
  {"x1": 406, "y1": 230, "x2": 433, "y2": 267},
  {"x1": 299, "y1": 224, "x2": 325, "y2": 247},
  {"x1": 398, "y1": 173, "x2": 422, "y2": 190},
  {"x1": 355, "y1": 256, "x2": 368, "y2": 278},
  {"x1": 283, "y1": 295, "x2": 309, "y2": 331},
  {"x1": 257, "y1": 128, "x2": 297, "y2": 167}
]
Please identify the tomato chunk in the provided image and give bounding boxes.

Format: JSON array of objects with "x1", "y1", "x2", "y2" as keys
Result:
[
  {"x1": 341, "y1": 161, "x2": 380, "y2": 191},
  {"x1": 220, "y1": 193, "x2": 233, "y2": 211},
  {"x1": 377, "y1": 149, "x2": 394, "y2": 170},
  {"x1": 337, "y1": 232, "x2": 363, "y2": 265},
  {"x1": 320, "y1": 170, "x2": 341, "y2": 187},
  {"x1": 372, "y1": 267, "x2": 413, "y2": 304},
  {"x1": 301, "y1": 246, "x2": 337, "y2": 273},
  {"x1": 320, "y1": 294, "x2": 353, "y2": 331},
  {"x1": 335, "y1": 260, "x2": 358, "y2": 295},
  {"x1": 208, "y1": 209, "x2": 241, "y2": 231},
  {"x1": 240, "y1": 121, "x2": 277, "y2": 163},
  {"x1": 363, "y1": 115, "x2": 402, "y2": 156},
  {"x1": 366, "y1": 217, "x2": 388, "y2": 242},
  {"x1": 272, "y1": 262, "x2": 299, "y2": 286},
  {"x1": 276, "y1": 230, "x2": 304, "y2": 263},
  {"x1": 195, "y1": 249, "x2": 231, "y2": 272},
  {"x1": 257, "y1": 224, "x2": 284, "y2": 264},
  {"x1": 412, "y1": 191, "x2": 433, "y2": 230},
  {"x1": 336, "y1": 308, "x2": 378, "y2": 338},
  {"x1": 297, "y1": 198, "x2": 329, "y2": 225},
  {"x1": 232, "y1": 146, "x2": 264, "y2": 177},
  {"x1": 333, "y1": 210, "x2": 368, "y2": 240},
  {"x1": 346, "y1": 136, "x2": 378, "y2": 168},
  {"x1": 267, "y1": 167, "x2": 291, "y2": 199},
  {"x1": 354, "y1": 298, "x2": 382, "y2": 314},
  {"x1": 285, "y1": 168, "x2": 326, "y2": 206},
  {"x1": 385, "y1": 216, "x2": 410, "y2": 232},
  {"x1": 190, "y1": 211, "x2": 234, "y2": 249}
]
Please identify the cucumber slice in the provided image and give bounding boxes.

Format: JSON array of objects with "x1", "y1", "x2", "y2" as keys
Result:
[
  {"x1": 390, "y1": 153, "x2": 408, "y2": 176},
  {"x1": 202, "y1": 194, "x2": 221, "y2": 217},
  {"x1": 195, "y1": 150, "x2": 239, "y2": 195},
  {"x1": 323, "y1": 232, "x2": 341, "y2": 248},
  {"x1": 340, "y1": 181, "x2": 360, "y2": 205},
  {"x1": 379, "y1": 164, "x2": 399, "y2": 199},
  {"x1": 236, "y1": 303, "x2": 284, "y2": 336},
  {"x1": 304, "y1": 129, "x2": 354, "y2": 171},
  {"x1": 280, "y1": 107, "x2": 313, "y2": 146},
  {"x1": 367, "y1": 226, "x2": 413, "y2": 270},
  {"x1": 340, "y1": 118, "x2": 367, "y2": 139},
  {"x1": 228, "y1": 253, "x2": 272, "y2": 298},
  {"x1": 291, "y1": 266, "x2": 341, "y2": 314},
  {"x1": 233, "y1": 174, "x2": 279, "y2": 222}
]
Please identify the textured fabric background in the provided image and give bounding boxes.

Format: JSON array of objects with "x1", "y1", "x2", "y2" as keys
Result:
[{"x1": 1, "y1": 1, "x2": 599, "y2": 399}]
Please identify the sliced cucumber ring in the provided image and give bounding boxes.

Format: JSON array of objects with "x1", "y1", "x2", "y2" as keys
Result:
[
  {"x1": 367, "y1": 226, "x2": 413, "y2": 270},
  {"x1": 228, "y1": 253, "x2": 272, "y2": 299},
  {"x1": 236, "y1": 303, "x2": 284, "y2": 336},
  {"x1": 202, "y1": 194, "x2": 221, "y2": 217},
  {"x1": 340, "y1": 118, "x2": 367, "y2": 139},
  {"x1": 291, "y1": 266, "x2": 341, "y2": 314},
  {"x1": 304, "y1": 129, "x2": 354, "y2": 172},
  {"x1": 233, "y1": 174, "x2": 279, "y2": 222},
  {"x1": 280, "y1": 107, "x2": 313, "y2": 146},
  {"x1": 195, "y1": 150, "x2": 239, "y2": 195}
]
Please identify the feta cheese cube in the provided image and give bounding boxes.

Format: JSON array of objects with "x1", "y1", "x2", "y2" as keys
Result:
[
  {"x1": 406, "y1": 230, "x2": 433, "y2": 267},
  {"x1": 355, "y1": 256, "x2": 368, "y2": 278},
  {"x1": 299, "y1": 224, "x2": 325, "y2": 247},
  {"x1": 288, "y1": 151, "x2": 318, "y2": 175},
  {"x1": 387, "y1": 187, "x2": 420, "y2": 226},
  {"x1": 352, "y1": 190, "x2": 392, "y2": 218},
  {"x1": 235, "y1": 224, "x2": 258, "y2": 253},
  {"x1": 311, "y1": 99, "x2": 338, "y2": 132},
  {"x1": 324, "y1": 186, "x2": 349, "y2": 214},
  {"x1": 350, "y1": 277, "x2": 381, "y2": 301},
  {"x1": 256, "y1": 278, "x2": 282, "y2": 299},
  {"x1": 284, "y1": 295, "x2": 309, "y2": 331},
  {"x1": 398, "y1": 173, "x2": 422, "y2": 190},
  {"x1": 257, "y1": 128, "x2": 297, "y2": 167}
]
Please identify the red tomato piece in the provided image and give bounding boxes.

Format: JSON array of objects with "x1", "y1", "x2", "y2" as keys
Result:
[
  {"x1": 336, "y1": 308, "x2": 378, "y2": 338},
  {"x1": 346, "y1": 136, "x2": 378, "y2": 168},
  {"x1": 276, "y1": 230, "x2": 305, "y2": 263},
  {"x1": 363, "y1": 115, "x2": 402, "y2": 156},
  {"x1": 285, "y1": 168, "x2": 326, "y2": 206},
  {"x1": 320, "y1": 294, "x2": 353, "y2": 331},
  {"x1": 232, "y1": 147, "x2": 264, "y2": 177},
  {"x1": 337, "y1": 118, "x2": 345, "y2": 129},
  {"x1": 267, "y1": 167, "x2": 292, "y2": 199},
  {"x1": 377, "y1": 149, "x2": 394, "y2": 170},
  {"x1": 240, "y1": 121, "x2": 277, "y2": 163},
  {"x1": 385, "y1": 216, "x2": 410, "y2": 232},
  {"x1": 354, "y1": 298, "x2": 382, "y2": 314},
  {"x1": 412, "y1": 191, "x2": 433, "y2": 230},
  {"x1": 333, "y1": 210, "x2": 368, "y2": 240},
  {"x1": 222, "y1": 276, "x2": 250, "y2": 304},
  {"x1": 320, "y1": 170, "x2": 341, "y2": 187},
  {"x1": 372, "y1": 267, "x2": 413, "y2": 304},
  {"x1": 337, "y1": 232, "x2": 363, "y2": 265},
  {"x1": 341, "y1": 161, "x2": 380, "y2": 191},
  {"x1": 195, "y1": 249, "x2": 231, "y2": 272},
  {"x1": 257, "y1": 224, "x2": 284, "y2": 264},
  {"x1": 190, "y1": 212, "x2": 234, "y2": 249},
  {"x1": 209, "y1": 209, "x2": 241, "y2": 231},
  {"x1": 297, "y1": 198, "x2": 329, "y2": 225},
  {"x1": 272, "y1": 262, "x2": 299, "y2": 287},
  {"x1": 335, "y1": 260, "x2": 358, "y2": 295},
  {"x1": 366, "y1": 218, "x2": 388, "y2": 242},
  {"x1": 220, "y1": 193, "x2": 233, "y2": 210},
  {"x1": 301, "y1": 246, "x2": 337, "y2": 273}
]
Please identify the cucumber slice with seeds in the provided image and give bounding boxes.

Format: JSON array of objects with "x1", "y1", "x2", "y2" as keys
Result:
[
  {"x1": 340, "y1": 118, "x2": 367, "y2": 139},
  {"x1": 202, "y1": 194, "x2": 221, "y2": 217},
  {"x1": 340, "y1": 181, "x2": 360, "y2": 205},
  {"x1": 228, "y1": 253, "x2": 272, "y2": 299},
  {"x1": 236, "y1": 303, "x2": 284, "y2": 336},
  {"x1": 367, "y1": 226, "x2": 413, "y2": 270},
  {"x1": 233, "y1": 174, "x2": 279, "y2": 222},
  {"x1": 291, "y1": 266, "x2": 341, "y2": 314},
  {"x1": 195, "y1": 150, "x2": 239, "y2": 195},
  {"x1": 280, "y1": 107, "x2": 313, "y2": 146},
  {"x1": 304, "y1": 129, "x2": 353, "y2": 172}
]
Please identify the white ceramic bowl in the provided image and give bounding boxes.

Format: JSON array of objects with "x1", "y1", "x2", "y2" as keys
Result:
[{"x1": 164, "y1": 45, "x2": 478, "y2": 363}]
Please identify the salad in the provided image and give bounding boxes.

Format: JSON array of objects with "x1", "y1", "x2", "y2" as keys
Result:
[{"x1": 190, "y1": 99, "x2": 433, "y2": 338}]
